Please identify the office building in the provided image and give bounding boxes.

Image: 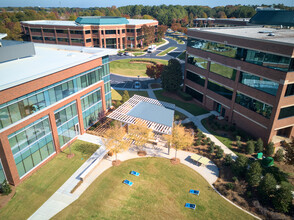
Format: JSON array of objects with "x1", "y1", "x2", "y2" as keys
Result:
[
  {"x1": 21, "y1": 16, "x2": 158, "y2": 50},
  {"x1": 0, "y1": 40, "x2": 116, "y2": 185},
  {"x1": 184, "y1": 27, "x2": 294, "y2": 143}
]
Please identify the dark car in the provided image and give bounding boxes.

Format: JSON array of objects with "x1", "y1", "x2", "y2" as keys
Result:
[{"x1": 117, "y1": 52, "x2": 123, "y2": 56}]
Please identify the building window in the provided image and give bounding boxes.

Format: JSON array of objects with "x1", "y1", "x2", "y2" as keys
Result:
[
  {"x1": 85, "y1": 30, "x2": 91, "y2": 34},
  {"x1": 105, "y1": 30, "x2": 116, "y2": 35},
  {"x1": 43, "y1": 29, "x2": 55, "y2": 33},
  {"x1": 122, "y1": 29, "x2": 125, "y2": 33},
  {"x1": 70, "y1": 30, "x2": 83, "y2": 35},
  {"x1": 71, "y1": 38, "x2": 83, "y2": 44},
  {"x1": 187, "y1": 54, "x2": 208, "y2": 70},
  {"x1": 136, "y1": 29, "x2": 141, "y2": 33},
  {"x1": 54, "y1": 102, "x2": 79, "y2": 147},
  {"x1": 0, "y1": 160, "x2": 6, "y2": 183},
  {"x1": 57, "y1": 38, "x2": 69, "y2": 42},
  {"x1": 285, "y1": 84, "x2": 294, "y2": 97},
  {"x1": 92, "y1": 30, "x2": 98, "y2": 34},
  {"x1": 127, "y1": 37, "x2": 135, "y2": 41},
  {"x1": 239, "y1": 72, "x2": 279, "y2": 96},
  {"x1": 279, "y1": 106, "x2": 294, "y2": 119},
  {"x1": 186, "y1": 70, "x2": 205, "y2": 87},
  {"x1": 235, "y1": 92, "x2": 272, "y2": 119},
  {"x1": 44, "y1": 37, "x2": 56, "y2": 41},
  {"x1": 207, "y1": 80, "x2": 233, "y2": 100},
  {"x1": 106, "y1": 38, "x2": 116, "y2": 48},
  {"x1": 32, "y1": 36, "x2": 42, "y2": 41},
  {"x1": 86, "y1": 38, "x2": 92, "y2": 43},
  {"x1": 210, "y1": 62, "x2": 236, "y2": 80},
  {"x1": 187, "y1": 37, "x2": 292, "y2": 72},
  {"x1": 8, "y1": 116, "x2": 55, "y2": 178},
  {"x1": 56, "y1": 30, "x2": 67, "y2": 34},
  {"x1": 185, "y1": 86, "x2": 203, "y2": 102},
  {"x1": 127, "y1": 29, "x2": 134, "y2": 33},
  {"x1": 30, "y1": 28, "x2": 41, "y2": 33}
]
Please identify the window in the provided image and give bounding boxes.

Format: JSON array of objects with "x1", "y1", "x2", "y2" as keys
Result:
[
  {"x1": 70, "y1": 30, "x2": 83, "y2": 35},
  {"x1": 86, "y1": 38, "x2": 92, "y2": 43},
  {"x1": 207, "y1": 80, "x2": 233, "y2": 100},
  {"x1": 92, "y1": 30, "x2": 98, "y2": 34},
  {"x1": 210, "y1": 62, "x2": 236, "y2": 80},
  {"x1": 32, "y1": 36, "x2": 42, "y2": 41},
  {"x1": 71, "y1": 38, "x2": 83, "y2": 44},
  {"x1": 122, "y1": 29, "x2": 125, "y2": 33},
  {"x1": 279, "y1": 106, "x2": 294, "y2": 119},
  {"x1": 239, "y1": 72, "x2": 279, "y2": 96},
  {"x1": 127, "y1": 37, "x2": 134, "y2": 41},
  {"x1": 285, "y1": 84, "x2": 294, "y2": 97},
  {"x1": 56, "y1": 30, "x2": 67, "y2": 34},
  {"x1": 105, "y1": 30, "x2": 116, "y2": 35},
  {"x1": 85, "y1": 30, "x2": 91, "y2": 34},
  {"x1": 185, "y1": 86, "x2": 203, "y2": 102},
  {"x1": 106, "y1": 38, "x2": 116, "y2": 48},
  {"x1": 57, "y1": 38, "x2": 69, "y2": 42},
  {"x1": 43, "y1": 29, "x2": 55, "y2": 33},
  {"x1": 235, "y1": 92, "x2": 272, "y2": 119},
  {"x1": 44, "y1": 37, "x2": 56, "y2": 41},
  {"x1": 30, "y1": 28, "x2": 41, "y2": 33},
  {"x1": 186, "y1": 71, "x2": 205, "y2": 86},
  {"x1": 127, "y1": 29, "x2": 134, "y2": 33},
  {"x1": 187, "y1": 54, "x2": 208, "y2": 70}
]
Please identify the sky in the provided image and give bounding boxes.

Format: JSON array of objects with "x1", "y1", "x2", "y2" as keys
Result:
[{"x1": 0, "y1": 0, "x2": 293, "y2": 8}]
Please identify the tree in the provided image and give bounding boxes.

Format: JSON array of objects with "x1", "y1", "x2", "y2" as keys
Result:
[
  {"x1": 171, "y1": 22, "x2": 181, "y2": 32},
  {"x1": 265, "y1": 141, "x2": 275, "y2": 156},
  {"x1": 145, "y1": 64, "x2": 165, "y2": 79},
  {"x1": 208, "y1": 142, "x2": 215, "y2": 153},
  {"x1": 255, "y1": 138, "x2": 264, "y2": 153},
  {"x1": 246, "y1": 140, "x2": 255, "y2": 155},
  {"x1": 274, "y1": 149, "x2": 284, "y2": 162},
  {"x1": 284, "y1": 138, "x2": 294, "y2": 165},
  {"x1": 157, "y1": 25, "x2": 168, "y2": 41},
  {"x1": 103, "y1": 122, "x2": 129, "y2": 161},
  {"x1": 273, "y1": 181, "x2": 293, "y2": 213},
  {"x1": 163, "y1": 124, "x2": 194, "y2": 159},
  {"x1": 128, "y1": 123, "x2": 154, "y2": 152},
  {"x1": 142, "y1": 24, "x2": 155, "y2": 46},
  {"x1": 215, "y1": 146, "x2": 224, "y2": 159},
  {"x1": 161, "y1": 59, "x2": 182, "y2": 92},
  {"x1": 246, "y1": 161, "x2": 262, "y2": 187},
  {"x1": 258, "y1": 173, "x2": 277, "y2": 202},
  {"x1": 224, "y1": 154, "x2": 233, "y2": 166},
  {"x1": 121, "y1": 90, "x2": 130, "y2": 104},
  {"x1": 0, "y1": 180, "x2": 12, "y2": 195},
  {"x1": 232, "y1": 155, "x2": 248, "y2": 178}
]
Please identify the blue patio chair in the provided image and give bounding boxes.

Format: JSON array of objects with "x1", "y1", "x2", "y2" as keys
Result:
[
  {"x1": 123, "y1": 179, "x2": 133, "y2": 186},
  {"x1": 130, "y1": 170, "x2": 140, "y2": 176},
  {"x1": 189, "y1": 189, "x2": 200, "y2": 196},
  {"x1": 185, "y1": 203, "x2": 196, "y2": 210}
]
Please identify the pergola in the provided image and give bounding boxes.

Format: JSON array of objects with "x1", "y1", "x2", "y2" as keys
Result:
[{"x1": 107, "y1": 95, "x2": 175, "y2": 135}]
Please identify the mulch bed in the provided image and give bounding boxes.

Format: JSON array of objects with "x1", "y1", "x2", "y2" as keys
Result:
[
  {"x1": 112, "y1": 160, "x2": 121, "y2": 166},
  {"x1": 170, "y1": 157, "x2": 180, "y2": 165},
  {"x1": 137, "y1": 151, "x2": 147, "y2": 156},
  {"x1": 0, "y1": 185, "x2": 16, "y2": 209}
]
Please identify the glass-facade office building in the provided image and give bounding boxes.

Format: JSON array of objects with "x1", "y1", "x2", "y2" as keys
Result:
[
  {"x1": 184, "y1": 27, "x2": 294, "y2": 143},
  {"x1": 0, "y1": 42, "x2": 115, "y2": 186}
]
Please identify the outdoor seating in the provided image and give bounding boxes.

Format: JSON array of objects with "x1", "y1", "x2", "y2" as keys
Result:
[
  {"x1": 130, "y1": 171, "x2": 140, "y2": 176},
  {"x1": 185, "y1": 203, "x2": 196, "y2": 210},
  {"x1": 189, "y1": 189, "x2": 200, "y2": 196},
  {"x1": 123, "y1": 179, "x2": 133, "y2": 186}
]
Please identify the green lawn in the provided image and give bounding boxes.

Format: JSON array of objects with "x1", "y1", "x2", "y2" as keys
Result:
[
  {"x1": 53, "y1": 158, "x2": 254, "y2": 220},
  {"x1": 174, "y1": 110, "x2": 187, "y2": 121},
  {"x1": 110, "y1": 58, "x2": 168, "y2": 77},
  {"x1": 154, "y1": 90, "x2": 208, "y2": 116},
  {"x1": 157, "y1": 47, "x2": 177, "y2": 56},
  {"x1": 133, "y1": 52, "x2": 145, "y2": 56},
  {"x1": 0, "y1": 140, "x2": 99, "y2": 220},
  {"x1": 177, "y1": 51, "x2": 186, "y2": 60},
  {"x1": 111, "y1": 89, "x2": 149, "y2": 101}
]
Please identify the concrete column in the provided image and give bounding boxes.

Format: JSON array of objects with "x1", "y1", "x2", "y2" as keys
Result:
[
  {"x1": 134, "y1": 28, "x2": 137, "y2": 49},
  {"x1": 120, "y1": 28, "x2": 123, "y2": 50},
  {"x1": 116, "y1": 28, "x2": 119, "y2": 49},
  {"x1": 83, "y1": 29, "x2": 86, "y2": 46},
  {"x1": 54, "y1": 27, "x2": 58, "y2": 44},
  {"x1": 68, "y1": 28, "x2": 72, "y2": 45},
  {"x1": 48, "y1": 112, "x2": 60, "y2": 153},
  {"x1": 41, "y1": 27, "x2": 45, "y2": 43},
  {"x1": 99, "y1": 28, "x2": 103, "y2": 48},
  {"x1": 103, "y1": 29, "x2": 106, "y2": 48},
  {"x1": 228, "y1": 68, "x2": 241, "y2": 122},
  {"x1": 76, "y1": 98, "x2": 85, "y2": 134},
  {"x1": 28, "y1": 27, "x2": 33, "y2": 42}
]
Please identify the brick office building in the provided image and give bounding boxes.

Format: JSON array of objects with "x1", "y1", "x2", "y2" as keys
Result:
[
  {"x1": 0, "y1": 40, "x2": 116, "y2": 185},
  {"x1": 184, "y1": 27, "x2": 294, "y2": 143},
  {"x1": 21, "y1": 16, "x2": 158, "y2": 50}
]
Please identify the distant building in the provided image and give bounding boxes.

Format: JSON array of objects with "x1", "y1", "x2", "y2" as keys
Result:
[
  {"x1": 21, "y1": 16, "x2": 158, "y2": 50},
  {"x1": 249, "y1": 10, "x2": 294, "y2": 27},
  {"x1": 184, "y1": 27, "x2": 294, "y2": 143},
  {"x1": 0, "y1": 40, "x2": 116, "y2": 185},
  {"x1": 193, "y1": 18, "x2": 249, "y2": 27}
]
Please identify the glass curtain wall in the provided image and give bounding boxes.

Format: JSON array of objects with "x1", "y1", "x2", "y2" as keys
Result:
[
  {"x1": 0, "y1": 160, "x2": 7, "y2": 183},
  {"x1": 8, "y1": 116, "x2": 55, "y2": 178},
  {"x1": 0, "y1": 56, "x2": 110, "y2": 130},
  {"x1": 54, "y1": 101, "x2": 79, "y2": 148},
  {"x1": 186, "y1": 70, "x2": 205, "y2": 86}
]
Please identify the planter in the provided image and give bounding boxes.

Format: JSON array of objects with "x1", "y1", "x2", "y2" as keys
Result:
[
  {"x1": 170, "y1": 157, "x2": 180, "y2": 165},
  {"x1": 137, "y1": 150, "x2": 147, "y2": 156},
  {"x1": 112, "y1": 160, "x2": 121, "y2": 166}
]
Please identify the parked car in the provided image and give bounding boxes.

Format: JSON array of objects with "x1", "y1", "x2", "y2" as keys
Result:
[
  {"x1": 124, "y1": 52, "x2": 130, "y2": 56},
  {"x1": 117, "y1": 52, "x2": 123, "y2": 56},
  {"x1": 133, "y1": 81, "x2": 141, "y2": 89},
  {"x1": 147, "y1": 45, "x2": 156, "y2": 53}
]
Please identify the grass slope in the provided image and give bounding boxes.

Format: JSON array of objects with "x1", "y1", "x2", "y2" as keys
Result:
[
  {"x1": 53, "y1": 158, "x2": 254, "y2": 220},
  {"x1": 110, "y1": 58, "x2": 168, "y2": 77},
  {"x1": 0, "y1": 140, "x2": 99, "y2": 220},
  {"x1": 111, "y1": 89, "x2": 149, "y2": 101},
  {"x1": 157, "y1": 47, "x2": 177, "y2": 56}
]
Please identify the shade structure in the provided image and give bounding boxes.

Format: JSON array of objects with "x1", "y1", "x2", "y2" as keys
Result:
[
  {"x1": 191, "y1": 154, "x2": 202, "y2": 162},
  {"x1": 108, "y1": 95, "x2": 175, "y2": 135},
  {"x1": 191, "y1": 154, "x2": 210, "y2": 166}
]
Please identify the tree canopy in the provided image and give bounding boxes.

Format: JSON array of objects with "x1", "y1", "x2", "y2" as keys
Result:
[{"x1": 161, "y1": 58, "x2": 182, "y2": 92}]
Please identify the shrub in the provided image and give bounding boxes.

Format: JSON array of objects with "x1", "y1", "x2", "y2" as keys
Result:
[
  {"x1": 232, "y1": 176, "x2": 238, "y2": 182},
  {"x1": 201, "y1": 133, "x2": 206, "y2": 138},
  {"x1": 225, "y1": 182, "x2": 235, "y2": 190},
  {"x1": 224, "y1": 154, "x2": 233, "y2": 166},
  {"x1": 246, "y1": 161, "x2": 262, "y2": 187},
  {"x1": 208, "y1": 144, "x2": 214, "y2": 153},
  {"x1": 246, "y1": 140, "x2": 255, "y2": 154},
  {"x1": 177, "y1": 90, "x2": 193, "y2": 101},
  {"x1": 0, "y1": 180, "x2": 12, "y2": 195},
  {"x1": 232, "y1": 155, "x2": 248, "y2": 178},
  {"x1": 206, "y1": 137, "x2": 211, "y2": 143},
  {"x1": 258, "y1": 173, "x2": 277, "y2": 203},
  {"x1": 274, "y1": 149, "x2": 284, "y2": 162},
  {"x1": 236, "y1": 140, "x2": 242, "y2": 148},
  {"x1": 203, "y1": 138, "x2": 209, "y2": 145},
  {"x1": 236, "y1": 136, "x2": 241, "y2": 142},
  {"x1": 195, "y1": 139, "x2": 201, "y2": 146},
  {"x1": 215, "y1": 147, "x2": 224, "y2": 159},
  {"x1": 196, "y1": 130, "x2": 202, "y2": 138},
  {"x1": 255, "y1": 138, "x2": 264, "y2": 153},
  {"x1": 273, "y1": 181, "x2": 293, "y2": 213},
  {"x1": 265, "y1": 141, "x2": 275, "y2": 156}
]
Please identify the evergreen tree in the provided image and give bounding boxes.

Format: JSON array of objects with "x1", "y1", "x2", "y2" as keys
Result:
[
  {"x1": 284, "y1": 138, "x2": 294, "y2": 165},
  {"x1": 255, "y1": 138, "x2": 264, "y2": 153},
  {"x1": 258, "y1": 173, "x2": 277, "y2": 203},
  {"x1": 246, "y1": 161, "x2": 262, "y2": 187},
  {"x1": 273, "y1": 181, "x2": 293, "y2": 213},
  {"x1": 274, "y1": 149, "x2": 284, "y2": 162},
  {"x1": 161, "y1": 59, "x2": 182, "y2": 92},
  {"x1": 246, "y1": 140, "x2": 255, "y2": 155},
  {"x1": 121, "y1": 90, "x2": 130, "y2": 104},
  {"x1": 232, "y1": 155, "x2": 248, "y2": 178},
  {"x1": 265, "y1": 141, "x2": 275, "y2": 156}
]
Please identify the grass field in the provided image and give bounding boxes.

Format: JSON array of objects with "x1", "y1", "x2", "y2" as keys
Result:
[
  {"x1": 133, "y1": 52, "x2": 145, "y2": 56},
  {"x1": 111, "y1": 89, "x2": 149, "y2": 101},
  {"x1": 154, "y1": 90, "x2": 208, "y2": 116},
  {"x1": 0, "y1": 140, "x2": 99, "y2": 220},
  {"x1": 157, "y1": 47, "x2": 177, "y2": 56},
  {"x1": 53, "y1": 158, "x2": 254, "y2": 220},
  {"x1": 110, "y1": 58, "x2": 168, "y2": 77}
]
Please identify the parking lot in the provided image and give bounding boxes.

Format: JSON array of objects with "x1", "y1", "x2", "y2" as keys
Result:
[{"x1": 110, "y1": 74, "x2": 157, "y2": 89}]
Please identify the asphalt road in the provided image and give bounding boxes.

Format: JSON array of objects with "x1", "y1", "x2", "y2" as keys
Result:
[{"x1": 110, "y1": 37, "x2": 186, "y2": 89}]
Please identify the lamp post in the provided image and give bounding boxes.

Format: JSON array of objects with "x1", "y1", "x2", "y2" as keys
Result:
[{"x1": 137, "y1": 75, "x2": 140, "y2": 91}]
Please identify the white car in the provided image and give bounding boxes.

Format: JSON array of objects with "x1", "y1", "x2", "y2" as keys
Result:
[{"x1": 134, "y1": 81, "x2": 141, "y2": 89}]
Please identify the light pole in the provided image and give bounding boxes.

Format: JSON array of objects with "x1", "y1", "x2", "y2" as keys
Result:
[{"x1": 137, "y1": 75, "x2": 140, "y2": 91}]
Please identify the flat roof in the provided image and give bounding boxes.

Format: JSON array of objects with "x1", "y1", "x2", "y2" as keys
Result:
[
  {"x1": 21, "y1": 18, "x2": 157, "y2": 26},
  {"x1": 191, "y1": 27, "x2": 294, "y2": 45},
  {"x1": 127, "y1": 102, "x2": 174, "y2": 127},
  {"x1": 0, "y1": 43, "x2": 117, "y2": 91}
]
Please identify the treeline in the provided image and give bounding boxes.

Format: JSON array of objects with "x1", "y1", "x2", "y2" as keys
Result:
[{"x1": 0, "y1": 4, "x2": 293, "y2": 40}]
